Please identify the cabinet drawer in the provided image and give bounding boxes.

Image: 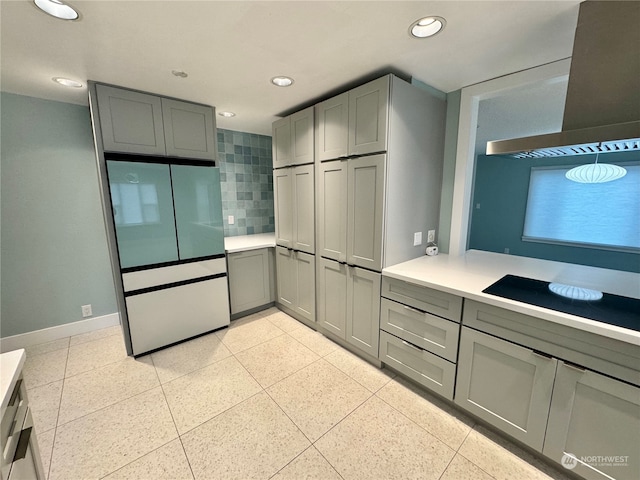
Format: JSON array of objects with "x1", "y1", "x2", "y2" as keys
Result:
[
  {"x1": 380, "y1": 298, "x2": 459, "y2": 362},
  {"x1": 379, "y1": 331, "x2": 455, "y2": 399},
  {"x1": 382, "y1": 277, "x2": 462, "y2": 322}
]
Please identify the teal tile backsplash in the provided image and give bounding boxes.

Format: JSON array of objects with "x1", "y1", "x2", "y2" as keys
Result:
[{"x1": 217, "y1": 129, "x2": 274, "y2": 237}]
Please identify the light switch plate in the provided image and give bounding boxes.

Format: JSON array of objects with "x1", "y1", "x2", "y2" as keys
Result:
[
  {"x1": 228, "y1": 215, "x2": 235, "y2": 225},
  {"x1": 413, "y1": 232, "x2": 422, "y2": 246}
]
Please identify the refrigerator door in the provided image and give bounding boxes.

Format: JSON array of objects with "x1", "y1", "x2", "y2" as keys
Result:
[
  {"x1": 106, "y1": 161, "x2": 179, "y2": 268},
  {"x1": 171, "y1": 165, "x2": 225, "y2": 259}
]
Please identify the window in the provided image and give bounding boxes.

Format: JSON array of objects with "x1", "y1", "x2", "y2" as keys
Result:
[{"x1": 523, "y1": 163, "x2": 640, "y2": 251}]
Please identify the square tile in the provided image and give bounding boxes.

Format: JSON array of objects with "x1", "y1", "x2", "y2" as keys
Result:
[
  {"x1": 37, "y1": 427, "x2": 55, "y2": 478},
  {"x1": 440, "y1": 453, "x2": 495, "y2": 480},
  {"x1": 215, "y1": 315, "x2": 284, "y2": 354},
  {"x1": 28, "y1": 380, "x2": 63, "y2": 434},
  {"x1": 181, "y1": 392, "x2": 309, "y2": 480},
  {"x1": 288, "y1": 325, "x2": 339, "y2": 357},
  {"x1": 23, "y1": 348, "x2": 68, "y2": 390},
  {"x1": 458, "y1": 426, "x2": 573, "y2": 480},
  {"x1": 48, "y1": 387, "x2": 177, "y2": 480},
  {"x1": 58, "y1": 356, "x2": 159, "y2": 426},
  {"x1": 325, "y1": 347, "x2": 394, "y2": 392},
  {"x1": 162, "y1": 356, "x2": 262, "y2": 434},
  {"x1": 65, "y1": 334, "x2": 127, "y2": 378},
  {"x1": 25, "y1": 337, "x2": 69, "y2": 357},
  {"x1": 272, "y1": 446, "x2": 342, "y2": 480},
  {"x1": 69, "y1": 325, "x2": 122, "y2": 346},
  {"x1": 264, "y1": 310, "x2": 306, "y2": 333},
  {"x1": 151, "y1": 333, "x2": 232, "y2": 384},
  {"x1": 315, "y1": 396, "x2": 455, "y2": 480},
  {"x1": 235, "y1": 334, "x2": 319, "y2": 388},
  {"x1": 267, "y1": 359, "x2": 371, "y2": 442},
  {"x1": 376, "y1": 376, "x2": 474, "y2": 449},
  {"x1": 102, "y1": 439, "x2": 193, "y2": 480}
]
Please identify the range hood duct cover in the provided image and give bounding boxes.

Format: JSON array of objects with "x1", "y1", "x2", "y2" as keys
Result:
[{"x1": 487, "y1": 0, "x2": 640, "y2": 158}]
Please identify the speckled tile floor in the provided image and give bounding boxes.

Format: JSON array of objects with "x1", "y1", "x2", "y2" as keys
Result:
[{"x1": 24, "y1": 307, "x2": 573, "y2": 480}]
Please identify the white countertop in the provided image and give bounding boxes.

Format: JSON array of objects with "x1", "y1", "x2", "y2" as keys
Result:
[
  {"x1": 224, "y1": 233, "x2": 276, "y2": 253},
  {"x1": 383, "y1": 250, "x2": 640, "y2": 346},
  {"x1": 1, "y1": 349, "x2": 25, "y2": 411}
]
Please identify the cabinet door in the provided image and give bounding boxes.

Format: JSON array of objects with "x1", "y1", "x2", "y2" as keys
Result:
[
  {"x1": 295, "y1": 251, "x2": 316, "y2": 323},
  {"x1": 316, "y1": 93, "x2": 349, "y2": 161},
  {"x1": 228, "y1": 249, "x2": 271, "y2": 315},
  {"x1": 171, "y1": 165, "x2": 224, "y2": 259},
  {"x1": 275, "y1": 246, "x2": 296, "y2": 309},
  {"x1": 161, "y1": 99, "x2": 216, "y2": 161},
  {"x1": 272, "y1": 117, "x2": 292, "y2": 168},
  {"x1": 543, "y1": 362, "x2": 640, "y2": 480},
  {"x1": 317, "y1": 257, "x2": 347, "y2": 337},
  {"x1": 96, "y1": 85, "x2": 166, "y2": 155},
  {"x1": 348, "y1": 76, "x2": 389, "y2": 156},
  {"x1": 455, "y1": 327, "x2": 557, "y2": 451},
  {"x1": 273, "y1": 168, "x2": 293, "y2": 248},
  {"x1": 346, "y1": 267, "x2": 381, "y2": 358},
  {"x1": 292, "y1": 165, "x2": 315, "y2": 253},
  {"x1": 291, "y1": 107, "x2": 314, "y2": 165},
  {"x1": 318, "y1": 160, "x2": 348, "y2": 262},
  {"x1": 347, "y1": 154, "x2": 385, "y2": 271}
]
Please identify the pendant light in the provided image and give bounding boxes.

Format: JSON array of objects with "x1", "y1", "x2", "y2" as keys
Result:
[{"x1": 565, "y1": 152, "x2": 627, "y2": 183}]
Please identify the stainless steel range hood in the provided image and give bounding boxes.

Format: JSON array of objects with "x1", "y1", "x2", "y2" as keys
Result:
[{"x1": 486, "y1": 0, "x2": 640, "y2": 159}]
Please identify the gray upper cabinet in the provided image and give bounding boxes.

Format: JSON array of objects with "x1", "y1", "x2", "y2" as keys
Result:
[
  {"x1": 161, "y1": 98, "x2": 216, "y2": 160},
  {"x1": 348, "y1": 76, "x2": 389, "y2": 156},
  {"x1": 272, "y1": 106, "x2": 314, "y2": 168},
  {"x1": 346, "y1": 266, "x2": 381, "y2": 358},
  {"x1": 316, "y1": 92, "x2": 349, "y2": 161},
  {"x1": 96, "y1": 84, "x2": 166, "y2": 155},
  {"x1": 318, "y1": 160, "x2": 348, "y2": 262},
  {"x1": 273, "y1": 168, "x2": 293, "y2": 248},
  {"x1": 95, "y1": 84, "x2": 217, "y2": 161},
  {"x1": 347, "y1": 154, "x2": 385, "y2": 271},
  {"x1": 543, "y1": 362, "x2": 640, "y2": 480},
  {"x1": 455, "y1": 327, "x2": 558, "y2": 451},
  {"x1": 273, "y1": 165, "x2": 315, "y2": 254}
]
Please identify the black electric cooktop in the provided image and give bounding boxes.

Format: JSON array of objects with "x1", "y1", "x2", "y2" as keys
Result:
[{"x1": 482, "y1": 275, "x2": 640, "y2": 332}]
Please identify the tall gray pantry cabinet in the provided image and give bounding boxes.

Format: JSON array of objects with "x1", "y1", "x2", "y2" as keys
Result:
[{"x1": 273, "y1": 74, "x2": 446, "y2": 361}]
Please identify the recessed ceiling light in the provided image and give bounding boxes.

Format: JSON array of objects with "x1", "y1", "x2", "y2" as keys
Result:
[
  {"x1": 34, "y1": 0, "x2": 79, "y2": 20},
  {"x1": 409, "y1": 16, "x2": 446, "y2": 38},
  {"x1": 271, "y1": 76, "x2": 294, "y2": 87},
  {"x1": 218, "y1": 111, "x2": 236, "y2": 118},
  {"x1": 52, "y1": 77, "x2": 83, "y2": 88},
  {"x1": 172, "y1": 70, "x2": 188, "y2": 78}
]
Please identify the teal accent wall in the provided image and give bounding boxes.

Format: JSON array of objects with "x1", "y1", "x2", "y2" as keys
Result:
[
  {"x1": 1, "y1": 93, "x2": 118, "y2": 337},
  {"x1": 216, "y1": 129, "x2": 274, "y2": 236},
  {"x1": 469, "y1": 152, "x2": 640, "y2": 273}
]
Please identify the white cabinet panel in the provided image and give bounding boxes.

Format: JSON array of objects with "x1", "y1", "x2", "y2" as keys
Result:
[
  {"x1": 348, "y1": 76, "x2": 389, "y2": 156},
  {"x1": 272, "y1": 117, "x2": 292, "y2": 168},
  {"x1": 291, "y1": 107, "x2": 314, "y2": 165},
  {"x1": 316, "y1": 92, "x2": 349, "y2": 161},
  {"x1": 455, "y1": 327, "x2": 557, "y2": 451}
]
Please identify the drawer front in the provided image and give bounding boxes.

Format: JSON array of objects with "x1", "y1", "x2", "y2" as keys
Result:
[
  {"x1": 382, "y1": 277, "x2": 462, "y2": 322},
  {"x1": 379, "y1": 331, "x2": 455, "y2": 399},
  {"x1": 380, "y1": 298, "x2": 459, "y2": 362}
]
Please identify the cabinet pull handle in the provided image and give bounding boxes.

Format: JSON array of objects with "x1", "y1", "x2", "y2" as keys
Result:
[
  {"x1": 403, "y1": 305, "x2": 423, "y2": 315},
  {"x1": 563, "y1": 361, "x2": 586, "y2": 373},
  {"x1": 402, "y1": 340, "x2": 422, "y2": 352},
  {"x1": 532, "y1": 349, "x2": 552, "y2": 359}
]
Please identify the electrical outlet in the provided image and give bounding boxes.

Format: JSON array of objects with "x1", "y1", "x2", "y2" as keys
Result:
[
  {"x1": 427, "y1": 230, "x2": 436, "y2": 243},
  {"x1": 81, "y1": 304, "x2": 92, "y2": 318},
  {"x1": 228, "y1": 215, "x2": 235, "y2": 225},
  {"x1": 413, "y1": 232, "x2": 422, "y2": 246}
]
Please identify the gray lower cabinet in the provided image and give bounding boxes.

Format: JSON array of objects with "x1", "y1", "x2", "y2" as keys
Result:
[
  {"x1": 275, "y1": 247, "x2": 315, "y2": 323},
  {"x1": 227, "y1": 248, "x2": 275, "y2": 316},
  {"x1": 543, "y1": 362, "x2": 640, "y2": 480},
  {"x1": 455, "y1": 326, "x2": 558, "y2": 451},
  {"x1": 94, "y1": 83, "x2": 216, "y2": 160},
  {"x1": 317, "y1": 257, "x2": 380, "y2": 358}
]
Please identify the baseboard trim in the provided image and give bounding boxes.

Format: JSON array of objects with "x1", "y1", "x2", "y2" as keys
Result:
[{"x1": 1, "y1": 313, "x2": 121, "y2": 353}]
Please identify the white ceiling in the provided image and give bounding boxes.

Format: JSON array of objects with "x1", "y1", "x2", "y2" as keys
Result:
[{"x1": 1, "y1": 0, "x2": 580, "y2": 135}]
